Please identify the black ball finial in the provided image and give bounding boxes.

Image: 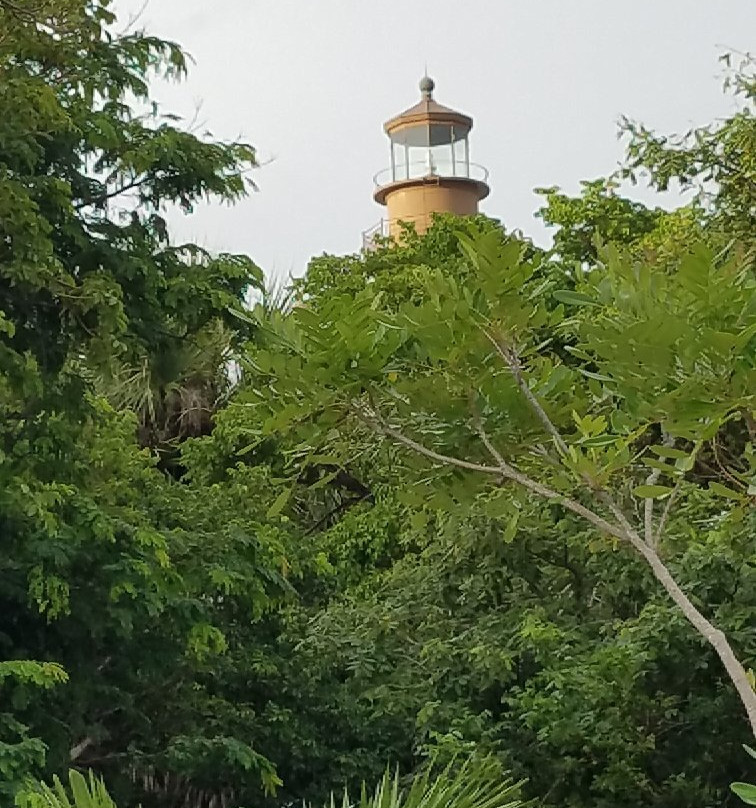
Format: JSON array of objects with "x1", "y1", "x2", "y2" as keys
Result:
[{"x1": 419, "y1": 75, "x2": 435, "y2": 96}]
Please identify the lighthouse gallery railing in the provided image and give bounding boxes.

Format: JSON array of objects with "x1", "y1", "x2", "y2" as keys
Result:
[{"x1": 373, "y1": 161, "x2": 489, "y2": 188}]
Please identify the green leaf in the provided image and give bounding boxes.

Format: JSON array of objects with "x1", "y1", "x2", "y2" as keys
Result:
[
  {"x1": 579, "y1": 435, "x2": 617, "y2": 448},
  {"x1": 502, "y1": 511, "x2": 519, "y2": 543},
  {"x1": 266, "y1": 487, "x2": 292, "y2": 518},
  {"x1": 641, "y1": 458, "x2": 677, "y2": 475},
  {"x1": 552, "y1": 290, "x2": 600, "y2": 307},
  {"x1": 650, "y1": 446, "x2": 689, "y2": 460},
  {"x1": 308, "y1": 454, "x2": 341, "y2": 465},
  {"x1": 708, "y1": 482, "x2": 744, "y2": 500},
  {"x1": 632, "y1": 484, "x2": 674, "y2": 499},
  {"x1": 578, "y1": 368, "x2": 614, "y2": 382},
  {"x1": 731, "y1": 782, "x2": 756, "y2": 805}
]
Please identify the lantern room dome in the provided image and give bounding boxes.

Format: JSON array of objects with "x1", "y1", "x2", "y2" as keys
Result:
[{"x1": 384, "y1": 75, "x2": 473, "y2": 136}]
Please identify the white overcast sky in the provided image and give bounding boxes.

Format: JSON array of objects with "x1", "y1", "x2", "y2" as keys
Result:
[{"x1": 113, "y1": 0, "x2": 755, "y2": 281}]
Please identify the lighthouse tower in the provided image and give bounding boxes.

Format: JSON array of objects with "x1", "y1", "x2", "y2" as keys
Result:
[{"x1": 369, "y1": 76, "x2": 489, "y2": 242}]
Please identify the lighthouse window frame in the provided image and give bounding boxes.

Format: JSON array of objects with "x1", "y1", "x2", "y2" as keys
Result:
[
  {"x1": 390, "y1": 139, "x2": 410, "y2": 181},
  {"x1": 388, "y1": 122, "x2": 472, "y2": 182},
  {"x1": 453, "y1": 132, "x2": 469, "y2": 178}
]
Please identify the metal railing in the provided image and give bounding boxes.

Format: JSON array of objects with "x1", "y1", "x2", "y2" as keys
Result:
[
  {"x1": 361, "y1": 219, "x2": 389, "y2": 251},
  {"x1": 373, "y1": 160, "x2": 489, "y2": 188}
]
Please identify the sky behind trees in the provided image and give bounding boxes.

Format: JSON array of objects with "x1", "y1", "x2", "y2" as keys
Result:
[{"x1": 114, "y1": 0, "x2": 756, "y2": 280}]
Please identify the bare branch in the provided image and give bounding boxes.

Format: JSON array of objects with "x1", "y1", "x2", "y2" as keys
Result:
[
  {"x1": 470, "y1": 402, "x2": 507, "y2": 468},
  {"x1": 712, "y1": 434, "x2": 748, "y2": 489},
  {"x1": 362, "y1": 406, "x2": 625, "y2": 541},
  {"x1": 644, "y1": 432, "x2": 675, "y2": 546},
  {"x1": 74, "y1": 176, "x2": 146, "y2": 210},
  {"x1": 364, "y1": 404, "x2": 756, "y2": 736},
  {"x1": 602, "y1": 496, "x2": 756, "y2": 736},
  {"x1": 484, "y1": 330, "x2": 569, "y2": 455},
  {"x1": 655, "y1": 479, "x2": 682, "y2": 546},
  {"x1": 70, "y1": 735, "x2": 94, "y2": 761}
]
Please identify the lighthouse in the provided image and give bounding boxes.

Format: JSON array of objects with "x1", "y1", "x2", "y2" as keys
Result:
[{"x1": 368, "y1": 76, "x2": 489, "y2": 243}]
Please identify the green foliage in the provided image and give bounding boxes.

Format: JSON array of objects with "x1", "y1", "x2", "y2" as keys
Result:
[
  {"x1": 2, "y1": 5, "x2": 754, "y2": 806},
  {"x1": 297, "y1": 213, "x2": 516, "y2": 310},
  {"x1": 0, "y1": 661, "x2": 69, "y2": 798},
  {"x1": 732, "y1": 745, "x2": 756, "y2": 804},
  {"x1": 16, "y1": 769, "x2": 116, "y2": 808},
  {"x1": 0, "y1": 0, "x2": 261, "y2": 372},
  {"x1": 620, "y1": 52, "x2": 755, "y2": 247},
  {"x1": 0, "y1": 1, "x2": 281, "y2": 803},
  {"x1": 264, "y1": 483, "x2": 752, "y2": 808},
  {"x1": 331, "y1": 757, "x2": 525, "y2": 808},
  {"x1": 1, "y1": 402, "x2": 294, "y2": 803},
  {"x1": 237, "y1": 198, "x2": 755, "y2": 804},
  {"x1": 536, "y1": 178, "x2": 661, "y2": 264},
  {"x1": 0, "y1": 0, "x2": 263, "y2": 446},
  {"x1": 249, "y1": 226, "x2": 755, "y2": 516}
]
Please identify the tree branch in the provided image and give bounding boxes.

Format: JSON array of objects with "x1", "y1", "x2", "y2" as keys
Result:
[
  {"x1": 484, "y1": 330, "x2": 569, "y2": 455},
  {"x1": 75, "y1": 176, "x2": 146, "y2": 210},
  {"x1": 362, "y1": 406, "x2": 626, "y2": 542},
  {"x1": 643, "y1": 432, "x2": 675, "y2": 547},
  {"x1": 655, "y1": 480, "x2": 682, "y2": 546},
  {"x1": 601, "y1": 495, "x2": 756, "y2": 736},
  {"x1": 70, "y1": 735, "x2": 94, "y2": 761},
  {"x1": 364, "y1": 371, "x2": 756, "y2": 735},
  {"x1": 367, "y1": 405, "x2": 756, "y2": 735}
]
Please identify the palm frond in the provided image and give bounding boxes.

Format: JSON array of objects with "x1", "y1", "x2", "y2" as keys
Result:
[
  {"x1": 330, "y1": 757, "x2": 527, "y2": 808},
  {"x1": 16, "y1": 770, "x2": 118, "y2": 808},
  {"x1": 260, "y1": 274, "x2": 296, "y2": 316}
]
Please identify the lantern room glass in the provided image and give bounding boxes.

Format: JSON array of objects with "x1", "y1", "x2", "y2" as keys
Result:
[{"x1": 389, "y1": 123, "x2": 470, "y2": 182}]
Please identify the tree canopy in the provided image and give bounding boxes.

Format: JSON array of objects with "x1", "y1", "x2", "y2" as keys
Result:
[{"x1": 1, "y1": 3, "x2": 754, "y2": 807}]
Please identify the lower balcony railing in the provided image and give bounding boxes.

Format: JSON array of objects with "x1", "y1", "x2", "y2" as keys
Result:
[{"x1": 373, "y1": 160, "x2": 488, "y2": 188}]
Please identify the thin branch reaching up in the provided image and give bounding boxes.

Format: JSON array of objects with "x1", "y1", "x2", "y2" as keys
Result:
[
  {"x1": 484, "y1": 329, "x2": 569, "y2": 455},
  {"x1": 75, "y1": 176, "x2": 146, "y2": 210},
  {"x1": 600, "y1": 494, "x2": 756, "y2": 736},
  {"x1": 712, "y1": 434, "x2": 747, "y2": 489},
  {"x1": 475, "y1": 418, "x2": 508, "y2": 470},
  {"x1": 469, "y1": 398, "x2": 508, "y2": 468},
  {"x1": 643, "y1": 432, "x2": 675, "y2": 547},
  {"x1": 655, "y1": 480, "x2": 682, "y2": 546},
  {"x1": 483, "y1": 334, "x2": 686, "y2": 556}
]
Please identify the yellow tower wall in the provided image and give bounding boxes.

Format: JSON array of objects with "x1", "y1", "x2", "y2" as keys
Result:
[{"x1": 384, "y1": 180, "x2": 481, "y2": 238}]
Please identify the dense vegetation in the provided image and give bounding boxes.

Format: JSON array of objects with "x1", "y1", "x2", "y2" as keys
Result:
[{"x1": 1, "y1": 2, "x2": 754, "y2": 807}]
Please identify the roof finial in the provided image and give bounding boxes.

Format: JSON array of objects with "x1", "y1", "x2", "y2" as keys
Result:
[{"x1": 419, "y1": 71, "x2": 435, "y2": 99}]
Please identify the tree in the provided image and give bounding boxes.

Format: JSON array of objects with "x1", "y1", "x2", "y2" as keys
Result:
[
  {"x1": 620, "y1": 52, "x2": 755, "y2": 252},
  {"x1": 248, "y1": 225, "x2": 756, "y2": 736},
  {"x1": 0, "y1": 0, "x2": 261, "y2": 383},
  {"x1": 0, "y1": 1, "x2": 289, "y2": 802},
  {"x1": 199, "y1": 176, "x2": 751, "y2": 803},
  {"x1": 536, "y1": 179, "x2": 662, "y2": 265}
]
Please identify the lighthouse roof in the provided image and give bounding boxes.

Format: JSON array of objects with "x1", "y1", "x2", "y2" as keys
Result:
[{"x1": 384, "y1": 76, "x2": 473, "y2": 136}]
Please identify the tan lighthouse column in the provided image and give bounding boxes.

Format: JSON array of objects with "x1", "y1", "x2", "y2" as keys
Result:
[{"x1": 373, "y1": 76, "x2": 489, "y2": 239}]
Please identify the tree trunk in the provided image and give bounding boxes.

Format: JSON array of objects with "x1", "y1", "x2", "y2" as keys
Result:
[{"x1": 626, "y1": 527, "x2": 756, "y2": 737}]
